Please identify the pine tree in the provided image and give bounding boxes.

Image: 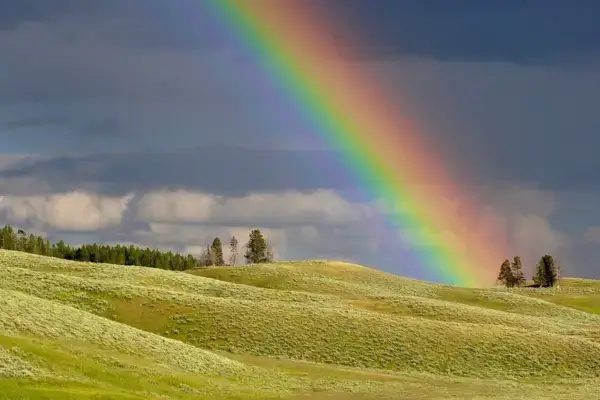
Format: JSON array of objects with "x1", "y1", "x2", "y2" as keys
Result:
[
  {"x1": 533, "y1": 254, "x2": 558, "y2": 287},
  {"x1": 542, "y1": 254, "x2": 557, "y2": 287},
  {"x1": 26, "y1": 233, "x2": 37, "y2": 254},
  {"x1": 511, "y1": 256, "x2": 525, "y2": 287},
  {"x1": 244, "y1": 229, "x2": 268, "y2": 264},
  {"x1": 228, "y1": 236, "x2": 238, "y2": 266},
  {"x1": 533, "y1": 257, "x2": 546, "y2": 287},
  {"x1": 211, "y1": 237, "x2": 225, "y2": 266},
  {"x1": 497, "y1": 258, "x2": 514, "y2": 287},
  {"x1": 0, "y1": 225, "x2": 16, "y2": 250},
  {"x1": 16, "y1": 229, "x2": 26, "y2": 251}
]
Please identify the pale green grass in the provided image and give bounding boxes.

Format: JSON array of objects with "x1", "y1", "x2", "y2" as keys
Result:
[
  {"x1": 0, "y1": 345, "x2": 48, "y2": 379},
  {"x1": 191, "y1": 260, "x2": 438, "y2": 298},
  {"x1": 2, "y1": 250, "x2": 600, "y2": 398},
  {"x1": 0, "y1": 289, "x2": 245, "y2": 375}
]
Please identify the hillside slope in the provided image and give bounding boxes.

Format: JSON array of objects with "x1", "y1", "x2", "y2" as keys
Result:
[{"x1": 2, "y1": 250, "x2": 600, "y2": 398}]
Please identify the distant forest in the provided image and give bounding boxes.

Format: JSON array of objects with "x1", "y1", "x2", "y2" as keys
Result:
[{"x1": 0, "y1": 224, "x2": 274, "y2": 271}]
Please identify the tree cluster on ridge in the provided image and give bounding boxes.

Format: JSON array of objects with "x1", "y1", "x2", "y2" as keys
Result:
[
  {"x1": 497, "y1": 254, "x2": 560, "y2": 288},
  {"x1": 0, "y1": 224, "x2": 274, "y2": 270}
]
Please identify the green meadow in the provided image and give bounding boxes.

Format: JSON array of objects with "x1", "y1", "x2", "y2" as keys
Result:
[{"x1": 2, "y1": 249, "x2": 600, "y2": 399}]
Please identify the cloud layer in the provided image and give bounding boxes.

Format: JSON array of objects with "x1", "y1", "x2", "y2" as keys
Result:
[
  {"x1": 0, "y1": 169, "x2": 575, "y2": 280},
  {"x1": 0, "y1": 191, "x2": 133, "y2": 231}
]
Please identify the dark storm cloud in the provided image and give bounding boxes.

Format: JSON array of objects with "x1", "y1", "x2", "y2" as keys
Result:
[
  {"x1": 2, "y1": 115, "x2": 68, "y2": 130},
  {"x1": 0, "y1": 148, "x2": 358, "y2": 196},
  {"x1": 0, "y1": 114, "x2": 122, "y2": 140},
  {"x1": 83, "y1": 116, "x2": 122, "y2": 136},
  {"x1": 0, "y1": 0, "x2": 228, "y2": 51},
  {"x1": 4, "y1": 0, "x2": 598, "y2": 65},
  {"x1": 0, "y1": 0, "x2": 142, "y2": 28},
  {"x1": 322, "y1": 0, "x2": 600, "y2": 64},
  {"x1": 0, "y1": 144, "x2": 597, "y2": 199},
  {"x1": 0, "y1": 19, "x2": 255, "y2": 102}
]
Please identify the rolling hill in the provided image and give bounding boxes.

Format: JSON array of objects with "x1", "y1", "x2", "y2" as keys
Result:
[{"x1": 1, "y1": 250, "x2": 600, "y2": 399}]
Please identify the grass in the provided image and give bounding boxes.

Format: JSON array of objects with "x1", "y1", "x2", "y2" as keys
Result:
[{"x1": 2, "y1": 250, "x2": 600, "y2": 398}]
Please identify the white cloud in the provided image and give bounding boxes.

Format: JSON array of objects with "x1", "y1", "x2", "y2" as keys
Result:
[
  {"x1": 135, "y1": 191, "x2": 214, "y2": 224},
  {"x1": 0, "y1": 191, "x2": 133, "y2": 231},
  {"x1": 136, "y1": 189, "x2": 373, "y2": 227},
  {"x1": 133, "y1": 189, "x2": 384, "y2": 264}
]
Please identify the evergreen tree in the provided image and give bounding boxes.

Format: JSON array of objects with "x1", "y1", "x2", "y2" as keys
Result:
[
  {"x1": 0, "y1": 225, "x2": 16, "y2": 250},
  {"x1": 185, "y1": 254, "x2": 197, "y2": 270},
  {"x1": 533, "y1": 257, "x2": 546, "y2": 287},
  {"x1": 497, "y1": 258, "x2": 514, "y2": 287},
  {"x1": 533, "y1": 254, "x2": 558, "y2": 287},
  {"x1": 542, "y1": 254, "x2": 557, "y2": 287},
  {"x1": 210, "y1": 237, "x2": 225, "y2": 266},
  {"x1": 16, "y1": 229, "x2": 26, "y2": 251},
  {"x1": 228, "y1": 236, "x2": 239, "y2": 266},
  {"x1": 244, "y1": 229, "x2": 268, "y2": 264},
  {"x1": 511, "y1": 256, "x2": 525, "y2": 287}
]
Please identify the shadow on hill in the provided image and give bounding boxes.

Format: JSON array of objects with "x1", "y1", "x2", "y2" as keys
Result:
[{"x1": 523, "y1": 282, "x2": 551, "y2": 288}]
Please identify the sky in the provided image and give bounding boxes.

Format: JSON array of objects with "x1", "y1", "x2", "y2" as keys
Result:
[{"x1": 1, "y1": 0, "x2": 600, "y2": 282}]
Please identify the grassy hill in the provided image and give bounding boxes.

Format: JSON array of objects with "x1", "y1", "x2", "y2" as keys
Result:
[{"x1": 2, "y1": 250, "x2": 600, "y2": 398}]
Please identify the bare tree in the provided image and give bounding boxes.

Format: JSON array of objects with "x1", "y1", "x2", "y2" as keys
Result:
[
  {"x1": 265, "y1": 238, "x2": 274, "y2": 263},
  {"x1": 228, "y1": 236, "x2": 238, "y2": 266},
  {"x1": 200, "y1": 245, "x2": 213, "y2": 267}
]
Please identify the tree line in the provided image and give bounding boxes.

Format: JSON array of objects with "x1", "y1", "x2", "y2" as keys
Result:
[
  {"x1": 497, "y1": 254, "x2": 561, "y2": 288},
  {"x1": 0, "y1": 225, "x2": 274, "y2": 271}
]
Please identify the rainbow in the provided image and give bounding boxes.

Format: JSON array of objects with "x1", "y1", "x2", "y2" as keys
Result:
[{"x1": 206, "y1": 1, "x2": 505, "y2": 287}]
